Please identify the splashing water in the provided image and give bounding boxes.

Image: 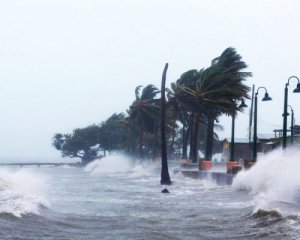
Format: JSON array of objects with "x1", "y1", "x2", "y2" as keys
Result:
[
  {"x1": 85, "y1": 154, "x2": 136, "y2": 175},
  {"x1": 84, "y1": 154, "x2": 160, "y2": 178},
  {"x1": 233, "y1": 147, "x2": 300, "y2": 216},
  {"x1": 0, "y1": 168, "x2": 49, "y2": 217}
]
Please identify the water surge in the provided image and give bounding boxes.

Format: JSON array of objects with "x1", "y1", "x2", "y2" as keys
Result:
[
  {"x1": 233, "y1": 148, "x2": 300, "y2": 216},
  {"x1": 84, "y1": 154, "x2": 158, "y2": 177},
  {"x1": 0, "y1": 168, "x2": 49, "y2": 217}
]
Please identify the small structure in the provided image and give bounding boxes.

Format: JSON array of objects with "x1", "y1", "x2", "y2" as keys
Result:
[
  {"x1": 223, "y1": 138, "x2": 252, "y2": 163},
  {"x1": 294, "y1": 125, "x2": 300, "y2": 136},
  {"x1": 273, "y1": 129, "x2": 290, "y2": 138},
  {"x1": 222, "y1": 135, "x2": 280, "y2": 165},
  {"x1": 258, "y1": 134, "x2": 281, "y2": 153}
]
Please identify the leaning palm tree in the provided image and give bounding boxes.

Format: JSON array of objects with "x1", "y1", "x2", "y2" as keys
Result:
[
  {"x1": 128, "y1": 84, "x2": 160, "y2": 158},
  {"x1": 170, "y1": 70, "x2": 208, "y2": 163},
  {"x1": 198, "y1": 47, "x2": 252, "y2": 161},
  {"x1": 167, "y1": 80, "x2": 193, "y2": 159},
  {"x1": 168, "y1": 70, "x2": 204, "y2": 162},
  {"x1": 172, "y1": 47, "x2": 251, "y2": 165}
]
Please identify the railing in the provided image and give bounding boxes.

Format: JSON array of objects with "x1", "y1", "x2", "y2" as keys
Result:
[{"x1": 0, "y1": 162, "x2": 81, "y2": 167}]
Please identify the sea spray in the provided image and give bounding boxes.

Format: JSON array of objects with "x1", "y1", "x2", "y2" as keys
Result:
[
  {"x1": 84, "y1": 154, "x2": 159, "y2": 178},
  {"x1": 233, "y1": 147, "x2": 300, "y2": 215},
  {"x1": 0, "y1": 168, "x2": 49, "y2": 217},
  {"x1": 84, "y1": 154, "x2": 136, "y2": 175},
  {"x1": 129, "y1": 165, "x2": 151, "y2": 178}
]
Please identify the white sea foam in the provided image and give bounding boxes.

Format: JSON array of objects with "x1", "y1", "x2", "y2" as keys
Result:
[
  {"x1": 233, "y1": 147, "x2": 300, "y2": 215},
  {"x1": 0, "y1": 168, "x2": 49, "y2": 217}
]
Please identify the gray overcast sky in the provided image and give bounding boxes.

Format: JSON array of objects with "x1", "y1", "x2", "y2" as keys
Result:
[{"x1": 0, "y1": 0, "x2": 300, "y2": 161}]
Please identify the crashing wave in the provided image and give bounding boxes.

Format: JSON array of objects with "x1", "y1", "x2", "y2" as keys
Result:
[
  {"x1": 233, "y1": 148, "x2": 300, "y2": 216},
  {"x1": 0, "y1": 168, "x2": 49, "y2": 217}
]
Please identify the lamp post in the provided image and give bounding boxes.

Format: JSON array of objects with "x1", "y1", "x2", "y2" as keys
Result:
[
  {"x1": 282, "y1": 76, "x2": 300, "y2": 149},
  {"x1": 230, "y1": 98, "x2": 247, "y2": 162},
  {"x1": 288, "y1": 105, "x2": 294, "y2": 145},
  {"x1": 253, "y1": 87, "x2": 272, "y2": 162}
]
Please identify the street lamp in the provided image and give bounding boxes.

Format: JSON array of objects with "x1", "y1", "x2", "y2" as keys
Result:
[
  {"x1": 288, "y1": 105, "x2": 294, "y2": 145},
  {"x1": 282, "y1": 76, "x2": 300, "y2": 149},
  {"x1": 253, "y1": 87, "x2": 272, "y2": 162},
  {"x1": 230, "y1": 98, "x2": 247, "y2": 162}
]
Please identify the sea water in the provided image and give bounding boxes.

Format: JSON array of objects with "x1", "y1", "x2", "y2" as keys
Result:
[{"x1": 1, "y1": 151, "x2": 300, "y2": 240}]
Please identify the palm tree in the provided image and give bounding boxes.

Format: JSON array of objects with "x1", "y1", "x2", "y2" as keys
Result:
[
  {"x1": 98, "y1": 113, "x2": 127, "y2": 155},
  {"x1": 160, "y1": 63, "x2": 171, "y2": 186},
  {"x1": 171, "y1": 47, "x2": 251, "y2": 165},
  {"x1": 128, "y1": 84, "x2": 160, "y2": 158},
  {"x1": 167, "y1": 70, "x2": 202, "y2": 161},
  {"x1": 198, "y1": 47, "x2": 252, "y2": 161},
  {"x1": 170, "y1": 70, "x2": 208, "y2": 163}
]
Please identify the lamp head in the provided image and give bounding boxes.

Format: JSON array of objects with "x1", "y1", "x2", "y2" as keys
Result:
[
  {"x1": 262, "y1": 92, "x2": 272, "y2": 101},
  {"x1": 293, "y1": 83, "x2": 300, "y2": 93},
  {"x1": 239, "y1": 98, "x2": 248, "y2": 108}
]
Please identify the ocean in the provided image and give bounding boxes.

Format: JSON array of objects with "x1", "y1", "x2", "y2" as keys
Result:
[{"x1": 1, "y1": 150, "x2": 300, "y2": 240}]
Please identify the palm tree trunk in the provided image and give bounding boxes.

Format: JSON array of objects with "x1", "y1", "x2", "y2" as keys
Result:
[
  {"x1": 191, "y1": 113, "x2": 200, "y2": 163},
  {"x1": 178, "y1": 111, "x2": 188, "y2": 159},
  {"x1": 205, "y1": 110, "x2": 214, "y2": 161},
  {"x1": 169, "y1": 105, "x2": 179, "y2": 159},
  {"x1": 168, "y1": 124, "x2": 176, "y2": 159},
  {"x1": 160, "y1": 63, "x2": 171, "y2": 185},
  {"x1": 189, "y1": 113, "x2": 194, "y2": 160},
  {"x1": 169, "y1": 136, "x2": 174, "y2": 159},
  {"x1": 182, "y1": 123, "x2": 188, "y2": 159}
]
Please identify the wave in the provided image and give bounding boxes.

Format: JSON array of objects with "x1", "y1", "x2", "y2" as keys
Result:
[
  {"x1": 233, "y1": 148, "x2": 300, "y2": 216},
  {"x1": 0, "y1": 168, "x2": 49, "y2": 217}
]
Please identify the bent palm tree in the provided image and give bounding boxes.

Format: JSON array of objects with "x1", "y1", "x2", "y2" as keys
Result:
[
  {"x1": 128, "y1": 84, "x2": 160, "y2": 158},
  {"x1": 171, "y1": 47, "x2": 251, "y2": 163},
  {"x1": 199, "y1": 47, "x2": 252, "y2": 161},
  {"x1": 160, "y1": 63, "x2": 171, "y2": 185}
]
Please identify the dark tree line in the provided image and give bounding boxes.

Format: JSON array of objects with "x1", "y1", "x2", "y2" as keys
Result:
[{"x1": 52, "y1": 47, "x2": 252, "y2": 167}]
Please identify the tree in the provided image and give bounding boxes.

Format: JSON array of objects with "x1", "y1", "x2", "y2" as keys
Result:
[
  {"x1": 52, "y1": 125, "x2": 102, "y2": 165},
  {"x1": 127, "y1": 84, "x2": 160, "y2": 158},
  {"x1": 98, "y1": 113, "x2": 128, "y2": 155},
  {"x1": 170, "y1": 70, "x2": 207, "y2": 162},
  {"x1": 170, "y1": 47, "x2": 251, "y2": 163},
  {"x1": 199, "y1": 47, "x2": 251, "y2": 161},
  {"x1": 167, "y1": 71, "x2": 200, "y2": 160},
  {"x1": 160, "y1": 63, "x2": 171, "y2": 186}
]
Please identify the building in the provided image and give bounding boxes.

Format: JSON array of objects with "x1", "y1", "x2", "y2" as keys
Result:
[{"x1": 222, "y1": 134, "x2": 281, "y2": 162}]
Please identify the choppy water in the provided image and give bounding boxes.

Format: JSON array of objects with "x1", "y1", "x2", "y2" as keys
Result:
[{"x1": 1, "y1": 151, "x2": 300, "y2": 240}]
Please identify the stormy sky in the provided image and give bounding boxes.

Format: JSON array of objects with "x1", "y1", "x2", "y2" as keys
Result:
[{"x1": 0, "y1": 0, "x2": 299, "y2": 161}]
